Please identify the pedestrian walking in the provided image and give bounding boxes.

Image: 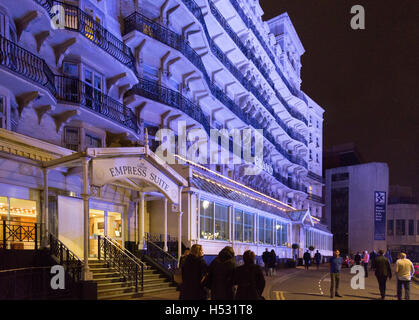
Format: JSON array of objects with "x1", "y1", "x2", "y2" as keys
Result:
[
  {"x1": 180, "y1": 244, "x2": 207, "y2": 300},
  {"x1": 303, "y1": 250, "x2": 311, "y2": 270},
  {"x1": 314, "y1": 250, "x2": 322, "y2": 270},
  {"x1": 177, "y1": 247, "x2": 190, "y2": 299},
  {"x1": 234, "y1": 250, "x2": 265, "y2": 300},
  {"x1": 362, "y1": 250, "x2": 369, "y2": 277},
  {"x1": 374, "y1": 250, "x2": 392, "y2": 299},
  {"x1": 370, "y1": 250, "x2": 377, "y2": 270},
  {"x1": 262, "y1": 248, "x2": 270, "y2": 276},
  {"x1": 395, "y1": 252, "x2": 415, "y2": 300},
  {"x1": 329, "y1": 250, "x2": 343, "y2": 298},
  {"x1": 354, "y1": 252, "x2": 361, "y2": 265},
  {"x1": 206, "y1": 246, "x2": 236, "y2": 300},
  {"x1": 384, "y1": 250, "x2": 393, "y2": 264},
  {"x1": 268, "y1": 250, "x2": 277, "y2": 276}
]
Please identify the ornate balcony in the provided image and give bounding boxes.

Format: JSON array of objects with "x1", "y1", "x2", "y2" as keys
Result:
[
  {"x1": 55, "y1": 76, "x2": 138, "y2": 133},
  {"x1": 308, "y1": 193, "x2": 324, "y2": 204},
  {"x1": 307, "y1": 171, "x2": 324, "y2": 184},
  {"x1": 0, "y1": 34, "x2": 56, "y2": 96},
  {"x1": 33, "y1": 0, "x2": 136, "y2": 74},
  {"x1": 123, "y1": 13, "x2": 307, "y2": 168},
  {"x1": 182, "y1": 0, "x2": 308, "y2": 125}
]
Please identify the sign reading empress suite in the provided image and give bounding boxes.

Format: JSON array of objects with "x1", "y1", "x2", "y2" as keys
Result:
[{"x1": 91, "y1": 157, "x2": 180, "y2": 204}]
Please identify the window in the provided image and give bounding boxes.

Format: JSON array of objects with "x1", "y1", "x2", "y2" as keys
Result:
[
  {"x1": 309, "y1": 133, "x2": 312, "y2": 143},
  {"x1": 387, "y1": 220, "x2": 394, "y2": 236},
  {"x1": 234, "y1": 209, "x2": 243, "y2": 242},
  {"x1": 316, "y1": 154, "x2": 319, "y2": 163},
  {"x1": 258, "y1": 216, "x2": 273, "y2": 245},
  {"x1": 408, "y1": 220, "x2": 414, "y2": 236},
  {"x1": 0, "y1": 12, "x2": 4, "y2": 36},
  {"x1": 243, "y1": 211, "x2": 254, "y2": 243},
  {"x1": 316, "y1": 137, "x2": 319, "y2": 148},
  {"x1": 332, "y1": 173, "x2": 349, "y2": 182},
  {"x1": 86, "y1": 133, "x2": 102, "y2": 148},
  {"x1": 276, "y1": 221, "x2": 288, "y2": 246},
  {"x1": 309, "y1": 150, "x2": 312, "y2": 161},
  {"x1": 63, "y1": 62, "x2": 79, "y2": 77},
  {"x1": 84, "y1": 67, "x2": 103, "y2": 108},
  {"x1": 396, "y1": 219, "x2": 405, "y2": 236},
  {"x1": 200, "y1": 200, "x2": 214, "y2": 240},
  {"x1": 64, "y1": 127, "x2": 80, "y2": 151},
  {"x1": 214, "y1": 203, "x2": 229, "y2": 241}
]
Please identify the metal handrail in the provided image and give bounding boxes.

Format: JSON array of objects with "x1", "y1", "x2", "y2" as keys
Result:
[
  {"x1": 49, "y1": 233, "x2": 82, "y2": 282},
  {"x1": 145, "y1": 234, "x2": 178, "y2": 272},
  {"x1": 98, "y1": 235, "x2": 144, "y2": 291},
  {"x1": 1, "y1": 220, "x2": 41, "y2": 250},
  {"x1": 105, "y1": 236, "x2": 147, "y2": 269}
]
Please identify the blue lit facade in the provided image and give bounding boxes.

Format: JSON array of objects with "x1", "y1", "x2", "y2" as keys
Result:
[{"x1": 0, "y1": 0, "x2": 332, "y2": 271}]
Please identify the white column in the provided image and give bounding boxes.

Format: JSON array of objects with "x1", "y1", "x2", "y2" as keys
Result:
[
  {"x1": 42, "y1": 168, "x2": 48, "y2": 247},
  {"x1": 82, "y1": 157, "x2": 92, "y2": 280},
  {"x1": 139, "y1": 192, "x2": 145, "y2": 250},
  {"x1": 196, "y1": 193, "x2": 201, "y2": 241},
  {"x1": 177, "y1": 187, "x2": 183, "y2": 262},
  {"x1": 230, "y1": 205, "x2": 234, "y2": 246},
  {"x1": 163, "y1": 197, "x2": 168, "y2": 252}
]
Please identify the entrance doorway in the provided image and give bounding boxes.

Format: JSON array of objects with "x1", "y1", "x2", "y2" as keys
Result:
[{"x1": 89, "y1": 209, "x2": 122, "y2": 257}]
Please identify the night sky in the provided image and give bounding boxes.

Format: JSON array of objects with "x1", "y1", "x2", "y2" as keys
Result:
[{"x1": 260, "y1": 0, "x2": 419, "y2": 194}]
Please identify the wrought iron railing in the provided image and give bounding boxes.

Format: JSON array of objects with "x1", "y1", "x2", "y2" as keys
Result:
[
  {"x1": 1, "y1": 220, "x2": 41, "y2": 250},
  {"x1": 308, "y1": 171, "x2": 324, "y2": 184},
  {"x1": 181, "y1": 0, "x2": 308, "y2": 124},
  {"x1": 33, "y1": 0, "x2": 136, "y2": 74},
  {"x1": 98, "y1": 235, "x2": 144, "y2": 292},
  {"x1": 105, "y1": 236, "x2": 147, "y2": 270},
  {"x1": 308, "y1": 193, "x2": 324, "y2": 204},
  {"x1": 145, "y1": 234, "x2": 178, "y2": 274},
  {"x1": 49, "y1": 233, "x2": 82, "y2": 282},
  {"x1": 123, "y1": 11, "x2": 307, "y2": 146},
  {"x1": 0, "y1": 34, "x2": 56, "y2": 96},
  {"x1": 55, "y1": 75, "x2": 139, "y2": 133}
]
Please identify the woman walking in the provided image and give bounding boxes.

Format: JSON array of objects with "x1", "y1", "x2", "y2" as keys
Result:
[
  {"x1": 234, "y1": 250, "x2": 265, "y2": 300},
  {"x1": 180, "y1": 244, "x2": 207, "y2": 300}
]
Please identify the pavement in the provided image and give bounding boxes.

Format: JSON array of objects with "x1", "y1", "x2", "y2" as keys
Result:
[
  {"x1": 132, "y1": 265, "x2": 419, "y2": 300},
  {"x1": 265, "y1": 265, "x2": 419, "y2": 300}
]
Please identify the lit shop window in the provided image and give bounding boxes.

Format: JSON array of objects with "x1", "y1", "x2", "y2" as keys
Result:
[
  {"x1": 234, "y1": 209, "x2": 243, "y2": 242},
  {"x1": 258, "y1": 216, "x2": 273, "y2": 245},
  {"x1": 0, "y1": 197, "x2": 37, "y2": 223},
  {"x1": 276, "y1": 221, "x2": 288, "y2": 247},
  {"x1": 199, "y1": 200, "x2": 229, "y2": 241}
]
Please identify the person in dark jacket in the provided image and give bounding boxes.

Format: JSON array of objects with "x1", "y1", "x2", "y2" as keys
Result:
[
  {"x1": 370, "y1": 250, "x2": 377, "y2": 270},
  {"x1": 303, "y1": 250, "x2": 311, "y2": 270},
  {"x1": 206, "y1": 246, "x2": 236, "y2": 300},
  {"x1": 234, "y1": 250, "x2": 265, "y2": 300},
  {"x1": 354, "y1": 252, "x2": 361, "y2": 265},
  {"x1": 374, "y1": 249, "x2": 392, "y2": 299},
  {"x1": 262, "y1": 248, "x2": 270, "y2": 276},
  {"x1": 314, "y1": 250, "x2": 322, "y2": 269},
  {"x1": 384, "y1": 250, "x2": 393, "y2": 264},
  {"x1": 180, "y1": 244, "x2": 207, "y2": 300},
  {"x1": 178, "y1": 247, "x2": 190, "y2": 300},
  {"x1": 268, "y1": 250, "x2": 277, "y2": 276}
]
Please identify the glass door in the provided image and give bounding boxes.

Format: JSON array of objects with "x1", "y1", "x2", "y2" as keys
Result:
[
  {"x1": 107, "y1": 211, "x2": 122, "y2": 247},
  {"x1": 89, "y1": 209, "x2": 105, "y2": 257}
]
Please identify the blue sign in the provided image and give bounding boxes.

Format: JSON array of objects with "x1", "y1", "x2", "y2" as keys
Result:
[{"x1": 374, "y1": 191, "x2": 386, "y2": 240}]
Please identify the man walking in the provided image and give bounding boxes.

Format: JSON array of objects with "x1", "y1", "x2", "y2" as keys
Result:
[
  {"x1": 314, "y1": 250, "x2": 322, "y2": 270},
  {"x1": 362, "y1": 251, "x2": 369, "y2": 278},
  {"x1": 374, "y1": 250, "x2": 392, "y2": 299},
  {"x1": 354, "y1": 252, "x2": 361, "y2": 265},
  {"x1": 262, "y1": 248, "x2": 270, "y2": 276},
  {"x1": 303, "y1": 250, "x2": 311, "y2": 270},
  {"x1": 395, "y1": 253, "x2": 415, "y2": 300},
  {"x1": 329, "y1": 250, "x2": 343, "y2": 298}
]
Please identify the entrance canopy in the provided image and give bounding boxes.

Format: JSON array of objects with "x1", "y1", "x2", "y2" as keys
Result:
[{"x1": 42, "y1": 147, "x2": 188, "y2": 204}]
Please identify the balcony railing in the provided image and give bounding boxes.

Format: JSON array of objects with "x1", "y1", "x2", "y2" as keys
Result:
[
  {"x1": 307, "y1": 171, "x2": 324, "y2": 184},
  {"x1": 55, "y1": 76, "x2": 138, "y2": 132},
  {"x1": 123, "y1": 11, "x2": 307, "y2": 146},
  {"x1": 33, "y1": 0, "x2": 136, "y2": 74},
  {"x1": 308, "y1": 193, "x2": 324, "y2": 204},
  {"x1": 182, "y1": 0, "x2": 308, "y2": 124},
  {"x1": 0, "y1": 34, "x2": 56, "y2": 96}
]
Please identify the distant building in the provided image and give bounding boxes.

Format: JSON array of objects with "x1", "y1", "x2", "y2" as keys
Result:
[
  {"x1": 325, "y1": 162, "x2": 389, "y2": 255},
  {"x1": 387, "y1": 186, "x2": 419, "y2": 262},
  {"x1": 323, "y1": 143, "x2": 363, "y2": 171}
]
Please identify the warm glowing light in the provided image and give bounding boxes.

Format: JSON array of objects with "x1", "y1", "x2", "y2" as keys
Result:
[{"x1": 202, "y1": 200, "x2": 210, "y2": 209}]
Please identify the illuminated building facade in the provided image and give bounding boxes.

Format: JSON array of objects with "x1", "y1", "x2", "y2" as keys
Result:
[{"x1": 0, "y1": 0, "x2": 332, "y2": 297}]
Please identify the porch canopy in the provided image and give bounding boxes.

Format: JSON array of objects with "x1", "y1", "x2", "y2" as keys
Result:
[{"x1": 41, "y1": 147, "x2": 187, "y2": 280}]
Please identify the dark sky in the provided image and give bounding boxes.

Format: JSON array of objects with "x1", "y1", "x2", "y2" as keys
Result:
[{"x1": 260, "y1": 0, "x2": 419, "y2": 194}]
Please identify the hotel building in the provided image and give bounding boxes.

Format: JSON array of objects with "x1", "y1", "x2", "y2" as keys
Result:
[{"x1": 0, "y1": 0, "x2": 332, "y2": 298}]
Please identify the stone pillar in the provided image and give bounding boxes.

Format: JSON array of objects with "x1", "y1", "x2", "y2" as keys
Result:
[
  {"x1": 163, "y1": 197, "x2": 168, "y2": 252},
  {"x1": 138, "y1": 192, "x2": 145, "y2": 250},
  {"x1": 177, "y1": 187, "x2": 183, "y2": 262},
  {"x1": 42, "y1": 168, "x2": 48, "y2": 247},
  {"x1": 82, "y1": 157, "x2": 92, "y2": 280}
]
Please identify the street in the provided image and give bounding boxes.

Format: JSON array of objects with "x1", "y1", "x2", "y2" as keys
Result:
[{"x1": 264, "y1": 265, "x2": 419, "y2": 300}]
